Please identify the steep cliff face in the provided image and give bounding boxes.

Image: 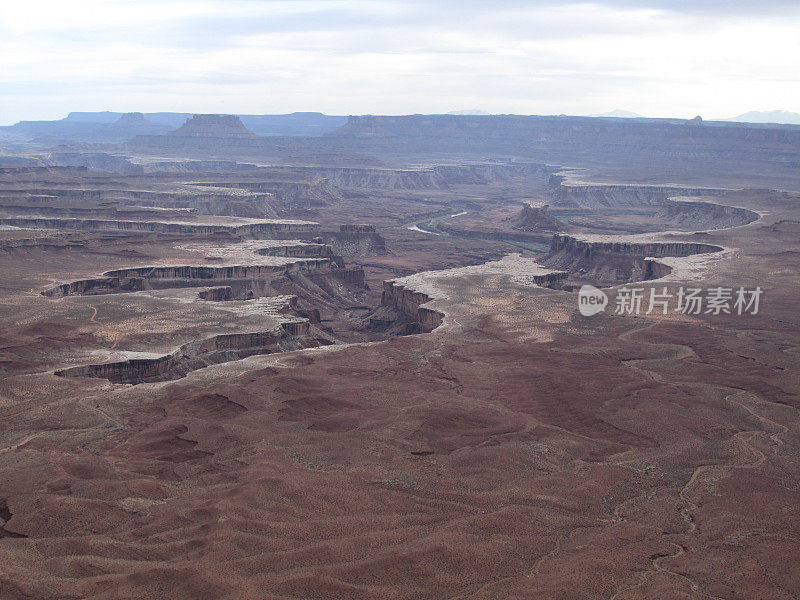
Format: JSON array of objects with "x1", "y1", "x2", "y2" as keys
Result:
[
  {"x1": 44, "y1": 259, "x2": 338, "y2": 297},
  {"x1": 374, "y1": 255, "x2": 568, "y2": 335},
  {"x1": 105, "y1": 260, "x2": 334, "y2": 281},
  {"x1": 329, "y1": 268, "x2": 366, "y2": 286},
  {"x1": 44, "y1": 276, "x2": 147, "y2": 297},
  {"x1": 0, "y1": 186, "x2": 277, "y2": 219},
  {"x1": 547, "y1": 233, "x2": 723, "y2": 258},
  {"x1": 318, "y1": 225, "x2": 387, "y2": 257},
  {"x1": 54, "y1": 327, "x2": 321, "y2": 384},
  {"x1": 280, "y1": 320, "x2": 310, "y2": 336},
  {"x1": 655, "y1": 199, "x2": 759, "y2": 230},
  {"x1": 0, "y1": 217, "x2": 319, "y2": 238},
  {"x1": 379, "y1": 280, "x2": 443, "y2": 334},
  {"x1": 543, "y1": 233, "x2": 724, "y2": 284}
]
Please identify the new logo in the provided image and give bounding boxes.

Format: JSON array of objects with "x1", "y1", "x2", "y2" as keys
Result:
[{"x1": 578, "y1": 285, "x2": 608, "y2": 316}]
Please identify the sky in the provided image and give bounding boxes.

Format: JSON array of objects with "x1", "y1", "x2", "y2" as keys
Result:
[{"x1": 1, "y1": 0, "x2": 799, "y2": 125}]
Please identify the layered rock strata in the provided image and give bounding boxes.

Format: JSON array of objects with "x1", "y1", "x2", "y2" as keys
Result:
[
  {"x1": 542, "y1": 233, "x2": 724, "y2": 284},
  {"x1": 655, "y1": 198, "x2": 759, "y2": 230},
  {"x1": 378, "y1": 254, "x2": 567, "y2": 334},
  {"x1": 550, "y1": 181, "x2": 732, "y2": 209},
  {"x1": 43, "y1": 258, "x2": 365, "y2": 298},
  {"x1": 1, "y1": 217, "x2": 319, "y2": 238},
  {"x1": 55, "y1": 326, "x2": 322, "y2": 384}
]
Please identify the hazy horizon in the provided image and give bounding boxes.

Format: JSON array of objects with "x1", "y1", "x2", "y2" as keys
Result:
[
  {"x1": 2, "y1": 0, "x2": 799, "y2": 126},
  {"x1": 7, "y1": 108, "x2": 800, "y2": 128}
]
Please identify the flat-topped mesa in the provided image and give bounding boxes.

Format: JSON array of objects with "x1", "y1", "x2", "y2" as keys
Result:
[
  {"x1": 0, "y1": 217, "x2": 320, "y2": 238},
  {"x1": 550, "y1": 233, "x2": 722, "y2": 258},
  {"x1": 43, "y1": 236, "x2": 368, "y2": 297},
  {"x1": 54, "y1": 326, "x2": 320, "y2": 384},
  {"x1": 551, "y1": 182, "x2": 732, "y2": 209},
  {"x1": 170, "y1": 114, "x2": 258, "y2": 138},
  {"x1": 548, "y1": 233, "x2": 723, "y2": 257},
  {"x1": 543, "y1": 233, "x2": 724, "y2": 285},
  {"x1": 126, "y1": 115, "x2": 266, "y2": 156},
  {"x1": 376, "y1": 254, "x2": 567, "y2": 335},
  {"x1": 315, "y1": 224, "x2": 387, "y2": 257},
  {"x1": 655, "y1": 198, "x2": 759, "y2": 230},
  {"x1": 0, "y1": 203, "x2": 198, "y2": 220},
  {"x1": 507, "y1": 203, "x2": 564, "y2": 232},
  {"x1": 331, "y1": 115, "x2": 800, "y2": 170},
  {"x1": 42, "y1": 258, "x2": 337, "y2": 297},
  {"x1": 0, "y1": 186, "x2": 276, "y2": 219}
]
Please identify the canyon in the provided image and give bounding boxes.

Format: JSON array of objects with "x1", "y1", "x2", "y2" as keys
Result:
[{"x1": 0, "y1": 113, "x2": 798, "y2": 600}]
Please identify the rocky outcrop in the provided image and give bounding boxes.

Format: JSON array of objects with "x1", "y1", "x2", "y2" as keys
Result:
[
  {"x1": 170, "y1": 115, "x2": 258, "y2": 138},
  {"x1": 642, "y1": 258, "x2": 675, "y2": 280},
  {"x1": 295, "y1": 308, "x2": 321, "y2": 323},
  {"x1": 505, "y1": 203, "x2": 564, "y2": 232},
  {"x1": 542, "y1": 233, "x2": 724, "y2": 284},
  {"x1": 330, "y1": 268, "x2": 366, "y2": 286},
  {"x1": 280, "y1": 320, "x2": 310, "y2": 336},
  {"x1": 44, "y1": 276, "x2": 147, "y2": 297},
  {"x1": 380, "y1": 281, "x2": 443, "y2": 334},
  {"x1": 317, "y1": 225, "x2": 387, "y2": 257},
  {"x1": 198, "y1": 286, "x2": 233, "y2": 301}
]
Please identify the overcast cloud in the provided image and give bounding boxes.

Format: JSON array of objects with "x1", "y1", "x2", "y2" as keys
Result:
[{"x1": 1, "y1": 0, "x2": 798, "y2": 124}]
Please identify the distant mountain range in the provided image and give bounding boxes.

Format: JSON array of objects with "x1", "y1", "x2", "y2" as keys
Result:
[
  {"x1": 587, "y1": 109, "x2": 644, "y2": 118},
  {"x1": 4, "y1": 108, "x2": 800, "y2": 148},
  {"x1": 446, "y1": 110, "x2": 492, "y2": 116},
  {"x1": 722, "y1": 110, "x2": 800, "y2": 125},
  {"x1": 1, "y1": 112, "x2": 349, "y2": 144},
  {"x1": 585, "y1": 109, "x2": 800, "y2": 125}
]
